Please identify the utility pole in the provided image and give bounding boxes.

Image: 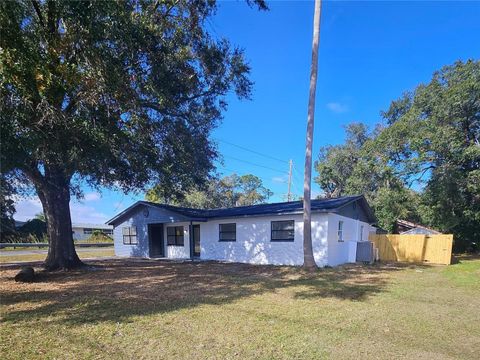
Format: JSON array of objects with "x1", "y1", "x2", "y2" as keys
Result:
[
  {"x1": 287, "y1": 159, "x2": 293, "y2": 202},
  {"x1": 303, "y1": 0, "x2": 322, "y2": 270}
]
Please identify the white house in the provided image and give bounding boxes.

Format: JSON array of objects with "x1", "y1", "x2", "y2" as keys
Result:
[
  {"x1": 72, "y1": 223, "x2": 114, "y2": 241},
  {"x1": 107, "y1": 195, "x2": 376, "y2": 267}
]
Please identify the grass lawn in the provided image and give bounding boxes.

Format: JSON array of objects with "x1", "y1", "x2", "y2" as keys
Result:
[
  {"x1": 1, "y1": 257, "x2": 479, "y2": 359},
  {"x1": 0, "y1": 248, "x2": 114, "y2": 263}
]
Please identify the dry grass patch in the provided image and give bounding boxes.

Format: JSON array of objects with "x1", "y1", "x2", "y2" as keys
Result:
[{"x1": 1, "y1": 258, "x2": 479, "y2": 359}]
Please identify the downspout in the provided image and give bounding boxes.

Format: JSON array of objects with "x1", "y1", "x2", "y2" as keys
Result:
[{"x1": 189, "y1": 220, "x2": 194, "y2": 260}]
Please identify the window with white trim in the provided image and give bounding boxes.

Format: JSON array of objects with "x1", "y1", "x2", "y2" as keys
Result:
[
  {"x1": 360, "y1": 225, "x2": 364, "y2": 241},
  {"x1": 167, "y1": 226, "x2": 184, "y2": 246},
  {"x1": 122, "y1": 226, "x2": 138, "y2": 245},
  {"x1": 271, "y1": 220, "x2": 295, "y2": 241},
  {"x1": 219, "y1": 223, "x2": 236, "y2": 241}
]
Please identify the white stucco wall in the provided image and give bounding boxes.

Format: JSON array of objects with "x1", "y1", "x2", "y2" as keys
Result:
[
  {"x1": 200, "y1": 213, "x2": 329, "y2": 267},
  {"x1": 326, "y1": 213, "x2": 373, "y2": 266},
  {"x1": 113, "y1": 204, "x2": 192, "y2": 258},
  {"x1": 164, "y1": 222, "x2": 191, "y2": 259},
  {"x1": 111, "y1": 204, "x2": 375, "y2": 267}
]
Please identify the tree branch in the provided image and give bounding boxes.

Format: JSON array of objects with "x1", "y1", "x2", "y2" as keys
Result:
[
  {"x1": 408, "y1": 165, "x2": 435, "y2": 188},
  {"x1": 22, "y1": 161, "x2": 45, "y2": 189},
  {"x1": 47, "y1": 0, "x2": 56, "y2": 36},
  {"x1": 30, "y1": 0, "x2": 46, "y2": 29}
]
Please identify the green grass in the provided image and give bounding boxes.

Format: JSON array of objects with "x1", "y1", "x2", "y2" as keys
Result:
[
  {"x1": 0, "y1": 248, "x2": 114, "y2": 263},
  {"x1": 1, "y1": 257, "x2": 479, "y2": 359},
  {"x1": 443, "y1": 255, "x2": 480, "y2": 289}
]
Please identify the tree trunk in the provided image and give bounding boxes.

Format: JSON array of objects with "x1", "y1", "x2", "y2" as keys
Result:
[
  {"x1": 37, "y1": 174, "x2": 83, "y2": 271},
  {"x1": 303, "y1": 0, "x2": 322, "y2": 271}
]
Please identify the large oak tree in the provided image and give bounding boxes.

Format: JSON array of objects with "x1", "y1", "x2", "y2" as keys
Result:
[
  {"x1": 0, "y1": 0, "x2": 267, "y2": 269},
  {"x1": 315, "y1": 60, "x2": 479, "y2": 251}
]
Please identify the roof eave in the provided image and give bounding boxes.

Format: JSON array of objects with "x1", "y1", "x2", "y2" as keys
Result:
[
  {"x1": 205, "y1": 209, "x2": 331, "y2": 220},
  {"x1": 107, "y1": 201, "x2": 210, "y2": 226}
]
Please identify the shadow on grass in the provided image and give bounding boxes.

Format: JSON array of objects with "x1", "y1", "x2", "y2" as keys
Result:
[
  {"x1": 451, "y1": 253, "x2": 480, "y2": 264},
  {"x1": 1, "y1": 259, "x2": 409, "y2": 325}
]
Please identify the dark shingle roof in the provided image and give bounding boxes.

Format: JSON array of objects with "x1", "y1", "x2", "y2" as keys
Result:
[
  {"x1": 107, "y1": 195, "x2": 374, "y2": 225},
  {"x1": 205, "y1": 195, "x2": 364, "y2": 218}
]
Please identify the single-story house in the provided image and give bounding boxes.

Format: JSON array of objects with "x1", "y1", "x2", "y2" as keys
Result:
[
  {"x1": 107, "y1": 195, "x2": 377, "y2": 267},
  {"x1": 394, "y1": 219, "x2": 440, "y2": 235},
  {"x1": 72, "y1": 223, "x2": 114, "y2": 241}
]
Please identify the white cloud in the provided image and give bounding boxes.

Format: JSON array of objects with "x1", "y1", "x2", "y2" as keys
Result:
[
  {"x1": 70, "y1": 202, "x2": 109, "y2": 224},
  {"x1": 326, "y1": 102, "x2": 349, "y2": 113},
  {"x1": 13, "y1": 197, "x2": 43, "y2": 221},
  {"x1": 14, "y1": 196, "x2": 109, "y2": 224},
  {"x1": 84, "y1": 192, "x2": 101, "y2": 202},
  {"x1": 272, "y1": 176, "x2": 288, "y2": 183}
]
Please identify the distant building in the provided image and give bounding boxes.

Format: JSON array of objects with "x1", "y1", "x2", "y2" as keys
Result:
[
  {"x1": 394, "y1": 219, "x2": 440, "y2": 235},
  {"x1": 72, "y1": 223, "x2": 113, "y2": 241}
]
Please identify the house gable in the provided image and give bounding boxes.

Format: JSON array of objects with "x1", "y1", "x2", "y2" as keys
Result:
[
  {"x1": 107, "y1": 202, "x2": 197, "y2": 226},
  {"x1": 335, "y1": 198, "x2": 373, "y2": 223}
]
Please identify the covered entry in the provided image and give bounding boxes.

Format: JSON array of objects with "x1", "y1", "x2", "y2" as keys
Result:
[{"x1": 148, "y1": 224, "x2": 164, "y2": 258}]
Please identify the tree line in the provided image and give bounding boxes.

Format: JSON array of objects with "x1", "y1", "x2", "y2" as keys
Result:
[
  {"x1": 146, "y1": 173, "x2": 273, "y2": 208},
  {"x1": 314, "y1": 60, "x2": 479, "y2": 252}
]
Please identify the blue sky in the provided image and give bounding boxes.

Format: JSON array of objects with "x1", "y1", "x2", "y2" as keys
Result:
[{"x1": 14, "y1": 0, "x2": 480, "y2": 223}]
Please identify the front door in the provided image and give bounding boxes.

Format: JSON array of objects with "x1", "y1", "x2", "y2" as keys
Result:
[
  {"x1": 149, "y1": 224, "x2": 164, "y2": 257},
  {"x1": 193, "y1": 224, "x2": 200, "y2": 257}
]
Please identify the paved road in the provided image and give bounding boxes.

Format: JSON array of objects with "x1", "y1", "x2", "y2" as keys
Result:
[{"x1": 0, "y1": 247, "x2": 112, "y2": 256}]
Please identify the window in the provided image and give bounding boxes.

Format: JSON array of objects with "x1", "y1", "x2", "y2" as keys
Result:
[
  {"x1": 167, "y1": 226, "x2": 184, "y2": 246},
  {"x1": 271, "y1": 220, "x2": 295, "y2": 241},
  {"x1": 102, "y1": 229, "x2": 113, "y2": 236},
  {"x1": 219, "y1": 223, "x2": 236, "y2": 241},
  {"x1": 122, "y1": 226, "x2": 138, "y2": 245},
  {"x1": 83, "y1": 228, "x2": 93, "y2": 235},
  {"x1": 360, "y1": 225, "x2": 364, "y2": 241},
  {"x1": 337, "y1": 221, "x2": 344, "y2": 242}
]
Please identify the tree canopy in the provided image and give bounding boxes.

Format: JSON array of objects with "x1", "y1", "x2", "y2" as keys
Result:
[
  {"x1": 0, "y1": 0, "x2": 267, "y2": 269},
  {"x1": 146, "y1": 173, "x2": 273, "y2": 208},
  {"x1": 315, "y1": 60, "x2": 480, "y2": 251}
]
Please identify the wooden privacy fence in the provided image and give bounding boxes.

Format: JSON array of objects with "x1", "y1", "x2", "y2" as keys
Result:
[{"x1": 368, "y1": 234, "x2": 453, "y2": 265}]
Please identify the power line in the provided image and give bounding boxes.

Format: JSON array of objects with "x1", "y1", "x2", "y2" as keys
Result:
[
  {"x1": 292, "y1": 163, "x2": 303, "y2": 183},
  {"x1": 291, "y1": 162, "x2": 306, "y2": 199},
  {"x1": 216, "y1": 138, "x2": 289, "y2": 164},
  {"x1": 113, "y1": 193, "x2": 126, "y2": 212},
  {"x1": 215, "y1": 164, "x2": 282, "y2": 185},
  {"x1": 290, "y1": 176, "x2": 303, "y2": 199},
  {"x1": 292, "y1": 162, "x2": 303, "y2": 180},
  {"x1": 214, "y1": 165, "x2": 285, "y2": 198},
  {"x1": 222, "y1": 155, "x2": 287, "y2": 174}
]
